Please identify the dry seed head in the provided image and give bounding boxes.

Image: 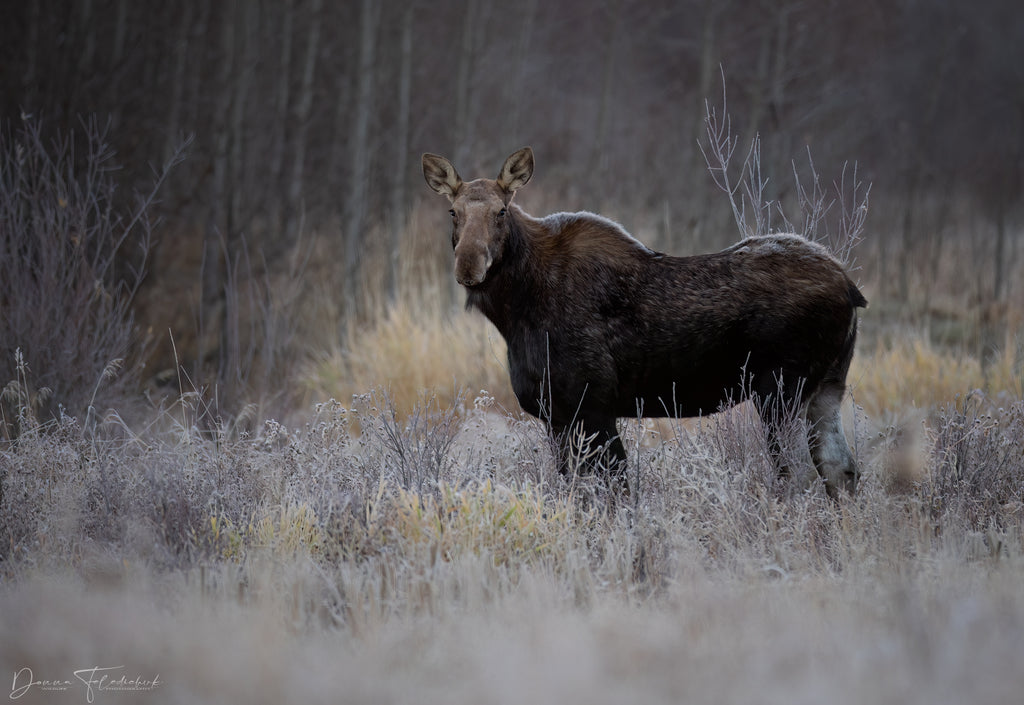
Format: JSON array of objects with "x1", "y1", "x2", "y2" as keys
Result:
[{"x1": 102, "y1": 358, "x2": 124, "y2": 380}]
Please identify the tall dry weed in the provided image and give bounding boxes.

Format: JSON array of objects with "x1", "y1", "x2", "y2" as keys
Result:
[
  {"x1": 300, "y1": 297, "x2": 515, "y2": 416},
  {"x1": 851, "y1": 334, "x2": 1022, "y2": 418},
  {"x1": 0, "y1": 117, "x2": 186, "y2": 432}
]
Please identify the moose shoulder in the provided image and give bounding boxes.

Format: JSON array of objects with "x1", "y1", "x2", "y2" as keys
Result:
[{"x1": 422, "y1": 147, "x2": 867, "y2": 497}]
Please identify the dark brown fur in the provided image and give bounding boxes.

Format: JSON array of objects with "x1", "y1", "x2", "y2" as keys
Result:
[{"x1": 423, "y1": 148, "x2": 867, "y2": 496}]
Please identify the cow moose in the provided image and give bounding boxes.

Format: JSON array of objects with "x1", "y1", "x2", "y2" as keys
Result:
[{"x1": 422, "y1": 147, "x2": 867, "y2": 498}]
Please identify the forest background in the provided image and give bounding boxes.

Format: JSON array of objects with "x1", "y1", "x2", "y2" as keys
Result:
[{"x1": 2, "y1": 0, "x2": 1022, "y2": 425}]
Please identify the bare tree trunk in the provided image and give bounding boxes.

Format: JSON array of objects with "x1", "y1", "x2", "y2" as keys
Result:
[
  {"x1": 387, "y1": 3, "x2": 415, "y2": 305},
  {"x1": 228, "y1": 0, "x2": 258, "y2": 240},
  {"x1": 201, "y1": 3, "x2": 236, "y2": 380},
  {"x1": 454, "y1": 0, "x2": 481, "y2": 166},
  {"x1": 690, "y1": 0, "x2": 727, "y2": 248},
  {"x1": 591, "y1": 0, "x2": 622, "y2": 178},
  {"x1": 113, "y1": 0, "x2": 129, "y2": 66},
  {"x1": 897, "y1": 181, "x2": 916, "y2": 303},
  {"x1": 80, "y1": 0, "x2": 96, "y2": 73},
  {"x1": 980, "y1": 200, "x2": 1008, "y2": 369},
  {"x1": 993, "y1": 201, "x2": 1008, "y2": 303},
  {"x1": 507, "y1": 0, "x2": 538, "y2": 140},
  {"x1": 164, "y1": 2, "x2": 192, "y2": 164},
  {"x1": 185, "y1": 3, "x2": 211, "y2": 137},
  {"x1": 892, "y1": 24, "x2": 957, "y2": 303},
  {"x1": 286, "y1": 0, "x2": 324, "y2": 241},
  {"x1": 24, "y1": 2, "x2": 40, "y2": 110},
  {"x1": 327, "y1": 61, "x2": 352, "y2": 199},
  {"x1": 926, "y1": 190, "x2": 949, "y2": 297},
  {"x1": 746, "y1": 16, "x2": 771, "y2": 144},
  {"x1": 326, "y1": 1, "x2": 356, "y2": 200},
  {"x1": 695, "y1": 0, "x2": 721, "y2": 130},
  {"x1": 269, "y1": 0, "x2": 295, "y2": 236},
  {"x1": 342, "y1": 0, "x2": 381, "y2": 317},
  {"x1": 766, "y1": 3, "x2": 792, "y2": 178},
  {"x1": 216, "y1": 0, "x2": 260, "y2": 396},
  {"x1": 69, "y1": 0, "x2": 97, "y2": 112}
]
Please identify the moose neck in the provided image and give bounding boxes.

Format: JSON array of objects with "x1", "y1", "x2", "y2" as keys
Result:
[{"x1": 464, "y1": 206, "x2": 543, "y2": 337}]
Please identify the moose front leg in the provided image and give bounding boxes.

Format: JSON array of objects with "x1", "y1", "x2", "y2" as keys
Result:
[{"x1": 549, "y1": 417, "x2": 629, "y2": 495}]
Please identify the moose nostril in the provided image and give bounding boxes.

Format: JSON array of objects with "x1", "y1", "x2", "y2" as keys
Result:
[
  {"x1": 456, "y1": 266, "x2": 481, "y2": 288},
  {"x1": 455, "y1": 250, "x2": 492, "y2": 288}
]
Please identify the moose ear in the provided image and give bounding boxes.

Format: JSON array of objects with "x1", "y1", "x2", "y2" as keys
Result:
[
  {"x1": 497, "y1": 147, "x2": 534, "y2": 193},
  {"x1": 422, "y1": 153, "x2": 462, "y2": 200}
]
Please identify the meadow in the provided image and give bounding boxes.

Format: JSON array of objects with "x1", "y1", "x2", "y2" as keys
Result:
[
  {"x1": 3, "y1": 281, "x2": 1024, "y2": 703},
  {"x1": 3, "y1": 118, "x2": 1024, "y2": 704}
]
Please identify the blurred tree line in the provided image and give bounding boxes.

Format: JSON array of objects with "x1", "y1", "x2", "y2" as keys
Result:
[{"x1": 0, "y1": 0, "x2": 1021, "y2": 402}]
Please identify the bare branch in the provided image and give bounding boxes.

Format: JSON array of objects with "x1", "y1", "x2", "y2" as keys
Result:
[{"x1": 702, "y1": 73, "x2": 870, "y2": 262}]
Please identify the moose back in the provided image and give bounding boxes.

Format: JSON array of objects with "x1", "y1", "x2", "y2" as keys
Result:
[{"x1": 422, "y1": 147, "x2": 867, "y2": 497}]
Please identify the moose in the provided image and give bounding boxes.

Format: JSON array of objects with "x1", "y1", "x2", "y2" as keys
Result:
[{"x1": 422, "y1": 147, "x2": 867, "y2": 497}]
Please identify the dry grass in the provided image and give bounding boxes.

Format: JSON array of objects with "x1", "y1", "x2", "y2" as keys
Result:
[
  {"x1": 7, "y1": 109, "x2": 1024, "y2": 704},
  {"x1": 3, "y1": 333, "x2": 1024, "y2": 702},
  {"x1": 6, "y1": 252, "x2": 1024, "y2": 702},
  {"x1": 301, "y1": 297, "x2": 1024, "y2": 423},
  {"x1": 4, "y1": 553, "x2": 1023, "y2": 705},
  {"x1": 300, "y1": 300, "x2": 515, "y2": 416},
  {"x1": 851, "y1": 333, "x2": 1023, "y2": 419}
]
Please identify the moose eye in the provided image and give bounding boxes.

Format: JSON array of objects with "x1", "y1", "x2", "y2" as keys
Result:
[
  {"x1": 449, "y1": 209, "x2": 457, "y2": 219},
  {"x1": 496, "y1": 208, "x2": 507, "y2": 219}
]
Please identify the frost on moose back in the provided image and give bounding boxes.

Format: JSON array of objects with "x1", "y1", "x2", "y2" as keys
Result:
[{"x1": 422, "y1": 147, "x2": 866, "y2": 498}]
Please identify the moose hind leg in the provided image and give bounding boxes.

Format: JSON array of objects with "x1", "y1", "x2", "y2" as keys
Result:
[
  {"x1": 754, "y1": 382, "x2": 810, "y2": 488},
  {"x1": 806, "y1": 381, "x2": 858, "y2": 498}
]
